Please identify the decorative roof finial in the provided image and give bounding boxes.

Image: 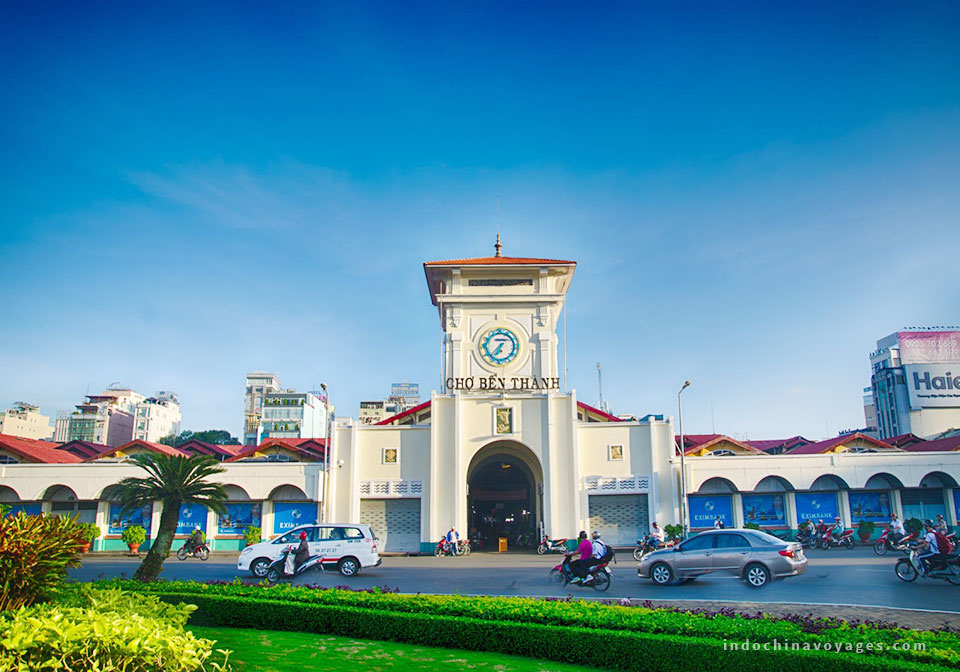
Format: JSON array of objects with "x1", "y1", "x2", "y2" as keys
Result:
[
  {"x1": 495, "y1": 194, "x2": 502, "y2": 256},
  {"x1": 494, "y1": 233, "x2": 502, "y2": 257}
]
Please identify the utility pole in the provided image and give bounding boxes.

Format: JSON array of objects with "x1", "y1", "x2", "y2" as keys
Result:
[{"x1": 597, "y1": 362, "x2": 604, "y2": 410}]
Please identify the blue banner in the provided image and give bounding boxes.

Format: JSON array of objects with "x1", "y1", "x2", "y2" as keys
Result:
[
  {"x1": 689, "y1": 495, "x2": 733, "y2": 529},
  {"x1": 5, "y1": 502, "x2": 41, "y2": 516},
  {"x1": 108, "y1": 503, "x2": 152, "y2": 535},
  {"x1": 849, "y1": 491, "x2": 892, "y2": 524},
  {"x1": 741, "y1": 494, "x2": 787, "y2": 527},
  {"x1": 176, "y1": 503, "x2": 207, "y2": 535},
  {"x1": 273, "y1": 501, "x2": 313, "y2": 534},
  {"x1": 217, "y1": 502, "x2": 262, "y2": 535},
  {"x1": 794, "y1": 492, "x2": 838, "y2": 524},
  {"x1": 954, "y1": 490, "x2": 960, "y2": 524}
]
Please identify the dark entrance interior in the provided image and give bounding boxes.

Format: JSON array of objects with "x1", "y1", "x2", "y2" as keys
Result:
[{"x1": 468, "y1": 454, "x2": 537, "y2": 551}]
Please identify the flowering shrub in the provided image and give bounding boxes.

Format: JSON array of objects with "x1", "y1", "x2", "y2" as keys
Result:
[
  {"x1": 0, "y1": 512, "x2": 86, "y2": 610},
  {"x1": 0, "y1": 587, "x2": 231, "y2": 672}
]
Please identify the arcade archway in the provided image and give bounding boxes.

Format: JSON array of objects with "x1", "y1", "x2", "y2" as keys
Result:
[{"x1": 466, "y1": 441, "x2": 543, "y2": 551}]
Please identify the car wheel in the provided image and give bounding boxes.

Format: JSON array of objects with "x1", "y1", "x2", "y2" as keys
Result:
[
  {"x1": 250, "y1": 558, "x2": 270, "y2": 578},
  {"x1": 176, "y1": 547, "x2": 188, "y2": 561},
  {"x1": 339, "y1": 557, "x2": 360, "y2": 577},
  {"x1": 895, "y1": 559, "x2": 917, "y2": 582},
  {"x1": 650, "y1": 562, "x2": 674, "y2": 586},
  {"x1": 745, "y1": 563, "x2": 770, "y2": 588}
]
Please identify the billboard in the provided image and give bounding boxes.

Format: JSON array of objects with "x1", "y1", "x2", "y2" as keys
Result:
[
  {"x1": 176, "y1": 503, "x2": 207, "y2": 535},
  {"x1": 904, "y1": 364, "x2": 960, "y2": 409},
  {"x1": 273, "y1": 501, "x2": 314, "y2": 534},
  {"x1": 795, "y1": 492, "x2": 838, "y2": 524},
  {"x1": 217, "y1": 502, "x2": 262, "y2": 535},
  {"x1": 108, "y1": 503, "x2": 152, "y2": 535},
  {"x1": 741, "y1": 494, "x2": 786, "y2": 527},
  {"x1": 848, "y1": 491, "x2": 892, "y2": 524},
  {"x1": 688, "y1": 495, "x2": 732, "y2": 529},
  {"x1": 899, "y1": 331, "x2": 960, "y2": 365}
]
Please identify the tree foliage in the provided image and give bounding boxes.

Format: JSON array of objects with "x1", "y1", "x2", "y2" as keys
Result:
[
  {"x1": 158, "y1": 429, "x2": 239, "y2": 447},
  {"x1": 111, "y1": 454, "x2": 227, "y2": 581}
]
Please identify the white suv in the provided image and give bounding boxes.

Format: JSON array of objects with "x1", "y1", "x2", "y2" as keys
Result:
[{"x1": 238, "y1": 523, "x2": 381, "y2": 578}]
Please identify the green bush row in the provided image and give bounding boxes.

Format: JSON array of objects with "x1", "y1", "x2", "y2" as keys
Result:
[
  {"x1": 95, "y1": 579, "x2": 960, "y2": 669},
  {"x1": 153, "y1": 591, "x2": 949, "y2": 672},
  {"x1": 0, "y1": 587, "x2": 231, "y2": 672}
]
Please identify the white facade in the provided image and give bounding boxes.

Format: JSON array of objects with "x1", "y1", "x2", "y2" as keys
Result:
[
  {"x1": 133, "y1": 392, "x2": 182, "y2": 443},
  {"x1": 244, "y1": 372, "x2": 282, "y2": 445},
  {"x1": 0, "y1": 403, "x2": 54, "y2": 440},
  {"x1": 257, "y1": 390, "x2": 329, "y2": 443}
]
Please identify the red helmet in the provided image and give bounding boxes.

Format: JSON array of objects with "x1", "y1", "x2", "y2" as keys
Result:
[{"x1": 299, "y1": 531, "x2": 307, "y2": 540}]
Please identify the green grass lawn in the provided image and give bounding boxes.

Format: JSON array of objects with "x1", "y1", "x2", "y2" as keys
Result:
[{"x1": 189, "y1": 625, "x2": 599, "y2": 672}]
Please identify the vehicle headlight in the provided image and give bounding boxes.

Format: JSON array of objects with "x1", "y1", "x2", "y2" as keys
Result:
[{"x1": 240, "y1": 546, "x2": 253, "y2": 555}]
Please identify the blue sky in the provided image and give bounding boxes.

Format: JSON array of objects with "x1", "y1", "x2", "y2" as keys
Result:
[{"x1": 2, "y1": 2, "x2": 958, "y2": 441}]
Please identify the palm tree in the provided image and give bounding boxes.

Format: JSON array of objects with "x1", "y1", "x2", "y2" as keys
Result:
[{"x1": 113, "y1": 453, "x2": 228, "y2": 581}]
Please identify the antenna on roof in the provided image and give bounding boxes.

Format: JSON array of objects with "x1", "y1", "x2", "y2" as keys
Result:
[{"x1": 494, "y1": 195, "x2": 502, "y2": 257}]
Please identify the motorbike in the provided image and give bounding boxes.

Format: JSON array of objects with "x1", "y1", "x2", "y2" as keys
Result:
[
  {"x1": 550, "y1": 553, "x2": 612, "y2": 592},
  {"x1": 537, "y1": 536, "x2": 569, "y2": 555},
  {"x1": 265, "y1": 546, "x2": 325, "y2": 584},
  {"x1": 633, "y1": 534, "x2": 662, "y2": 561},
  {"x1": 874, "y1": 528, "x2": 915, "y2": 556},
  {"x1": 819, "y1": 525, "x2": 855, "y2": 550},
  {"x1": 457, "y1": 539, "x2": 472, "y2": 555},
  {"x1": 176, "y1": 541, "x2": 210, "y2": 561},
  {"x1": 794, "y1": 525, "x2": 816, "y2": 549},
  {"x1": 895, "y1": 543, "x2": 960, "y2": 585},
  {"x1": 434, "y1": 538, "x2": 463, "y2": 557}
]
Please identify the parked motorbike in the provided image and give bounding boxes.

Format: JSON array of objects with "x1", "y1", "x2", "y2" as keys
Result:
[
  {"x1": 895, "y1": 544, "x2": 960, "y2": 585},
  {"x1": 874, "y1": 528, "x2": 915, "y2": 556},
  {"x1": 265, "y1": 547, "x2": 324, "y2": 584},
  {"x1": 538, "y1": 536, "x2": 569, "y2": 555},
  {"x1": 176, "y1": 541, "x2": 210, "y2": 561},
  {"x1": 818, "y1": 526, "x2": 855, "y2": 550},
  {"x1": 795, "y1": 526, "x2": 816, "y2": 549},
  {"x1": 434, "y1": 538, "x2": 463, "y2": 557},
  {"x1": 457, "y1": 539, "x2": 472, "y2": 556},
  {"x1": 549, "y1": 553, "x2": 612, "y2": 592}
]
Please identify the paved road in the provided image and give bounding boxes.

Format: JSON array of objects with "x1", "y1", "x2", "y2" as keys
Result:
[{"x1": 70, "y1": 547, "x2": 960, "y2": 615}]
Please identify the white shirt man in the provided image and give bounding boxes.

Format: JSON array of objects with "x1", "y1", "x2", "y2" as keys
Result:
[
  {"x1": 651, "y1": 523, "x2": 665, "y2": 544},
  {"x1": 890, "y1": 515, "x2": 905, "y2": 537},
  {"x1": 920, "y1": 525, "x2": 940, "y2": 574}
]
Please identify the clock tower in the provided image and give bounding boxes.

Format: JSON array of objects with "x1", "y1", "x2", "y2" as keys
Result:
[{"x1": 423, "y1": 240, "x2": 576, "y2": 390}]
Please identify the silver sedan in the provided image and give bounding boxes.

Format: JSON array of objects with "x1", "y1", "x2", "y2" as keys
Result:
[{"x1": 637, "y1": 528, "x2": 807, "y2": 588}]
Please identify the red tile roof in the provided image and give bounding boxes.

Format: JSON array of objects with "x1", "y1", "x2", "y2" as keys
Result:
[
  {"x1": 674, "y1": 434, "x2": 765, "y2": 456},
  {"x1": 175, "y1": 440, "x2": 246, "y2": 459},
  {"x1": 901, "y1": 436, "x2": 960, "y2": 453},
  {"x1": 786, "y1": 433, "x2": 898, "y2": 455},
  {"x1": 0, "y1": 434, "x2": 80, "y2": 463},
  {"x1": 744, "y1": 436, "x2": 812, "y2": 454},
  {"x1": 86, "y1": 440, "x2": 186, "y2": 461},
  {"x1": 224, "y1": 438, "x2": 327, "y2": 463},
  {"x1": 56, "y1": 439, "x2": 112, "y2": 460},
  {"x1": 887, "y1": 433, "x2": 927, "y2": 447},
  {"x1": 375, "y1": 400, "x2": 432, "y2": 426},
  {"x1": 424, "y1": 256, "x2": 576, "y2": 266},
  {"x1": 577, "y1": 401, "x2": 623, "y2": 422}
]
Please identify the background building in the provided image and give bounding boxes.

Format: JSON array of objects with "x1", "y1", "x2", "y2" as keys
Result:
[
  {"x1": 0, "y1": 402, "x2": 54, "y2": 440},
  {"x1": 243, "y1": 372, "x2": 281, "y2": 445},
  {"x1": 870, "y1": 329, "x2": 960, "y2": 439},
  {"x1": 257, "y1": 389, "x2": 330, "y2": 443},
  {"x1": 133, "y1": 392, "x2": 182, "y2": 443},
  {"x1": 358, "y1": 383, "x2": 420, "y2": 425}
]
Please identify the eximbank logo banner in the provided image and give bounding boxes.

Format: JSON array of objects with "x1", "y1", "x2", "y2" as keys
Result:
[{"x1": 905, "y1": 364, "x2": 960, "y2": 409}]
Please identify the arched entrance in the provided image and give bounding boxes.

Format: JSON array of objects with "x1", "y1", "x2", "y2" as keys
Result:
[{"x1": 467, "y1": 441, "x2": 543, "y2": 551}]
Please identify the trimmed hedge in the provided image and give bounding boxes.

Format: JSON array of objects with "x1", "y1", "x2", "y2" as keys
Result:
[
  {"x1": 153, "y1": 592, "x2": 949, "y2": 672},
  {"x1": 94, "y1": 580, "x2": 960, "y2": 669}
]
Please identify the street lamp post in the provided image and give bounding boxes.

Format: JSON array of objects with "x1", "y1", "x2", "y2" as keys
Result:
[
  {"x1": 678, "y1": 380, "x2": 691, "y2": 538},
  {"x1": 320, "y1": 383, "x2": 331, "y2": 524}
]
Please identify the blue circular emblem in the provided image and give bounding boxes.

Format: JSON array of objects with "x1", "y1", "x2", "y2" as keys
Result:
[{"x1": 479, "y1": 327, "x2": 520, "y2": 366}]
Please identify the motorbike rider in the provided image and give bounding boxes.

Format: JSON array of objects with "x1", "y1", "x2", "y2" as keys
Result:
[
  {"x1": 650, "y1": 522, "x2": 665, "y2": 548},
  {"x1": 714, "y1": 516, "x2": 725, "y2": 530},
  {"x1": 445, "y1": 527, "x2": 460, "y2": 555},
  {"x1": 285, "y1": 530, "x2": 310, "y2": 575},
  {"x1": 889, "y1": 513, "x2": 906, "y2": 544},
  {"x1": 187, "y1": 525, "x2": 204, "y2": 554},
  {"x1": 831, "y1": 516, "x2": 844, "y2": 542},
  {"x1": 568, "y1": 531, "x2": 592, "y2": 584},
  {"x1": 583, "y1": 531, "x2": 607, "y2": 577},
  {"x1": 918, "y1": 519, "x2": 943, "y2": 575},
  {"x1": 936, "y1": 514, "x2": 949, "y2": 536}
]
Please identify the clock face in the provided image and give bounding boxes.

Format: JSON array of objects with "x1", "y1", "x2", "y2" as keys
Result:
[{"x1": 479, "y1": 327, "x2": 520, "y2": 366}]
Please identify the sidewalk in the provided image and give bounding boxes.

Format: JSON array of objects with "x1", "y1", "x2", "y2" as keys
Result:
[{"x1": 623, "y1": 598, "x2": 960, "y2": 631}]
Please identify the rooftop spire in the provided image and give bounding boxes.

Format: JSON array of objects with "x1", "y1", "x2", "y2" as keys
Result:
[{"x1": 495, "y1": 195, "x2": 502, "y2": 256}]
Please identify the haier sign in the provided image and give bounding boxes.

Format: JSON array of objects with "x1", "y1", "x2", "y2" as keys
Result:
[{"x1": 905, "y1": 364, "x2": 960, "y2": 409}]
